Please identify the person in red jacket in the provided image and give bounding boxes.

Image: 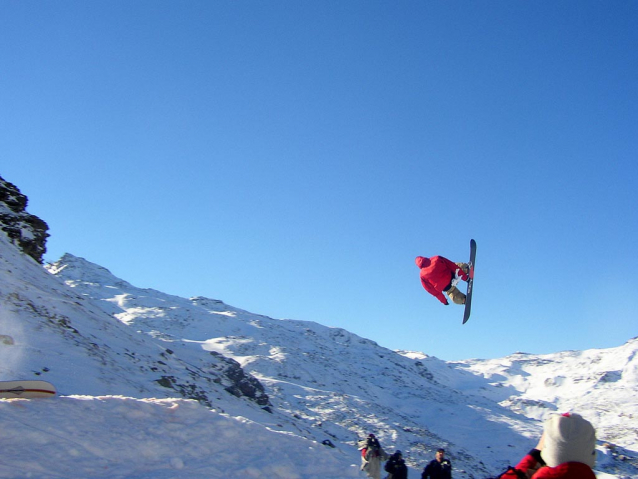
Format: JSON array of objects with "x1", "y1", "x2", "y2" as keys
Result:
[
  {"x1": 499, "y1": 413, "x2": 597, "y2": 479},
  {"x1": 415, "y1": 255, "x2": 469, "y2": 305}
]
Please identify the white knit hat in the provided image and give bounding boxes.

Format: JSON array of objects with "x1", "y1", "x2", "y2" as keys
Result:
[{"x1": 541, "y1": 413, "x2": 597, "y2": 468}]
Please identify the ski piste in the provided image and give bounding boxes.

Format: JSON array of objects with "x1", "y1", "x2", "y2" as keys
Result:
[{"x1": 462, "y1": 239, "x2": 477, "y2": 324}]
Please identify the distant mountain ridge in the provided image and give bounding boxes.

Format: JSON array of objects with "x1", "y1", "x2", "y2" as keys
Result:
[{"x1": 451, "y1": 338, "x2": 638, "y2": 453}]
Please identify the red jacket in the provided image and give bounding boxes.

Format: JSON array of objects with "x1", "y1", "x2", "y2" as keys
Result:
[
  {"x1": 415, "y1": 256, "x2": 467, "y2": 305},
  {"x1": 501, "y1": 450, "x2": 596, "y2": 479}
]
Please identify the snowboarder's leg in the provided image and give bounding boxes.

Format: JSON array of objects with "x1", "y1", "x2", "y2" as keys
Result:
[{"x1": 446, "y1": 286, "x2": 466, "y2": 305}]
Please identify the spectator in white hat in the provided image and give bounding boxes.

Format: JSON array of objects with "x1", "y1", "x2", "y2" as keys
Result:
[{"x1": 498, "y1": 412, "x2": 596, "y2": 478}]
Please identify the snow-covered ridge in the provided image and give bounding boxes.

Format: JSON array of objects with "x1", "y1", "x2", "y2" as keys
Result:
[
  {"x1": 49, "y1": 252, "x2": 638, "y2": 476},
  {"x1": 1, "y1": 231, "x2": 637, "y2": 477},
  {"x1": 451, "y1": 340, "x2": 638, "y2": 452}
]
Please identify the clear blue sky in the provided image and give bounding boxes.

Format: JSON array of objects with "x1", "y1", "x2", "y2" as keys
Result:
[{"x1": 2, "y1": 1, "x2": 636, "y2": 360}]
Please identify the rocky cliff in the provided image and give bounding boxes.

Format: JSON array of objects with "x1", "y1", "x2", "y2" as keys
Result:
[{"x1": 0, "y1": 175, "x2": 49, "y2": 263}]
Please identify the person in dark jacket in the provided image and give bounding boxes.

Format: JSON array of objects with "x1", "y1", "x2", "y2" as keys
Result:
[
  {"x1": 415, "y1": 256, "x2": 469, "y2": 305},
  {"x1": 384, "y1": 450, "x2": 408, "y2": 479},
  {"x1": 421, "y1": 448, "x2": 452, "y2": 479}
]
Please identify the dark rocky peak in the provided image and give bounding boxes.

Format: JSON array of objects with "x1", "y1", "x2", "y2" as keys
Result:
[{"x1": 0, "y1": 175, "x2": 49, "y2": 263}]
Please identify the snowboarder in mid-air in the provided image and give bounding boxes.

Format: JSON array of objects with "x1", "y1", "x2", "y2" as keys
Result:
[{"x1": 415, "y1": 254, "x2": 470, "y2": 306}]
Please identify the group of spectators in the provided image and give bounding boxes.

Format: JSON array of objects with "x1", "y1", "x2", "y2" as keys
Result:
[
  {"x1": 359, "y1": 412, "x2": 597, "y2": 479},
  {"x1": 358, "y1": 434, "x2": 451, "y2": 479}
]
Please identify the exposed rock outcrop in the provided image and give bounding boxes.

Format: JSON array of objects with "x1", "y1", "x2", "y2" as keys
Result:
[{"x1": 0, "y1": 175, "x2": 49, "y2": 263}]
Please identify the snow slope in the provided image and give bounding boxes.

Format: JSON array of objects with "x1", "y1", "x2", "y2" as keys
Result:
[
  {"x1": 0, "y1": 395, "x2": 358, "y2": 479},
  {"x1": 43, "y1": 252, "x2": 539, "y2": 475},
  {"x1": 1, "y1": 230, "x2": 637, "y2": 478},
  {"x1": 452, "y1": 341, "x2": 638, "y2": 453},
  {"x1": 0, "y1": 231, "x2": 360, "y2": 478}
]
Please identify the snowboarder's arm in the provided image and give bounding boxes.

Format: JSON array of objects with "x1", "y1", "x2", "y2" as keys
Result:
[
  {"x1": 455, "y1": 268, "x2": 469, "y2": 282},
  {"x1": 436, "y1": 291, "x2": 450, "y2": 305},
  {"x1": 441, "y1": 257, "x2": 468, "y2": 281},
  {"x1": 421, "y1": 279, "x2": 449, "y2": 305}
]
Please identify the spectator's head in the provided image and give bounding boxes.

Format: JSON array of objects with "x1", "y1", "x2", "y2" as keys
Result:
[{"x1": 541, "y1": 413, "x2": 596, "y2": 468}]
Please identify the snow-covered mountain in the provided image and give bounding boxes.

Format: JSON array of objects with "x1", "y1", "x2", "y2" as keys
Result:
[
  {"x1": 0, "y1": 180, "x2": 636, "y2": 478},
  {"x1": 451, "y1": 342, "x2": 638, "y2": 455},
  {"x1": 41, "y1": 253, "x2": 539, "y2": 474},
  {"x1": 0, "y1": 229, "x2": 360, "y2": 479},
  {"x1": 1, "y1": 238, "x2": 636, "y2": 478}
]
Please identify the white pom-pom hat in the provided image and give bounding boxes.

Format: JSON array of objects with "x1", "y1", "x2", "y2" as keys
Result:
[{"x1": 541, "y1": 413, "x2": 596, "y2": 468}]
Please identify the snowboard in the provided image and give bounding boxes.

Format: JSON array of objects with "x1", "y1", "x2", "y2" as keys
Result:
[
  {"x1": 462, "y1": 239, "x2": 477, "y2": 324},
  {"x1": 0, "y1": 380, "x2": 56, "y2": 399}
]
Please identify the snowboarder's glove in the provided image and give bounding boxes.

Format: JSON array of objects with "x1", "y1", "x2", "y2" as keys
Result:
[
  {"x1": 452, "y1": 269, "x2": 468, "y2": 285},
  {"x1": 455, "y1": 268, "x2": 469, "y2": 282}
]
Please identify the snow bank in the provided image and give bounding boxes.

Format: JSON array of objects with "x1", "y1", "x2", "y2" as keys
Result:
[{"x1": 0, "y1": 395, "x2": 360, "y2": 479}]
